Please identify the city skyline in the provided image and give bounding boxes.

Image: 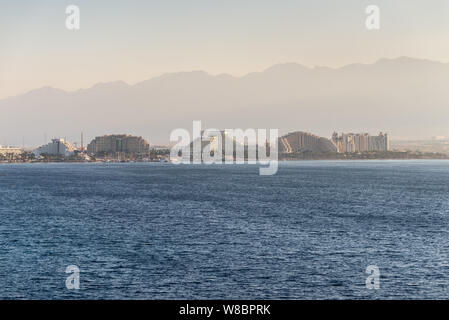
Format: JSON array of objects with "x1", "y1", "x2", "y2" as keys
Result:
[{"x1": 1, "y1": 129, "x2": 391, "y2": 149}]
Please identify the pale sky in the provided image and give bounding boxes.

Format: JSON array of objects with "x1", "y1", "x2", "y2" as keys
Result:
[{"x1": 1, "y1": 0, "x2": 449, "y2": 99}]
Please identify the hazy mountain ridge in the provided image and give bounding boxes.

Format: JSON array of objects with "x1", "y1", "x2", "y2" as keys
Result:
[{"x1": 1, "y1": 57, "x2": 449, "y2": 146}]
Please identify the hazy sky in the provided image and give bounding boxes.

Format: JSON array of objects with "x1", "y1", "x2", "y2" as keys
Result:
[{"x1": 1, "y1": 0, "x2": 449, "y2": 99}]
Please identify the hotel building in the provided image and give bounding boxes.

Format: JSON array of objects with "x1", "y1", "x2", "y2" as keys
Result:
[
  {"x1": 332, "y1": 132, "x2": 390, "y2": 153},
  {"x1": 87, "y1": 134, "x2": 150, "y2": 157},
  {"x1": 34, "y1": 138, "x2": 76, "y2": 157}
]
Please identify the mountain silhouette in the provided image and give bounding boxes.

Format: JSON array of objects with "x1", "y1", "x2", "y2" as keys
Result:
[{"x1": 1, "y1": 57, "x2": 448, "y2": 146}]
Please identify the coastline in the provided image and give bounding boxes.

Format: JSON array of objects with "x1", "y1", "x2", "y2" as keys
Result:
[{"x1": 2, "y1": 158, "x2": 449, "y2": 165}]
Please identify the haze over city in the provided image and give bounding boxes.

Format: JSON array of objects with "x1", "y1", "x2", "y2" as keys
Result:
[
  {"x1": 1, "y1": 56, "x2": 449, "y2": 147},
  {"x1": 1, "y1": 0, "x2": 449, "y2": 146}
]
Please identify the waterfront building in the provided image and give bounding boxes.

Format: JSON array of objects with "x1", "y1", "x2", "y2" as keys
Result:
[
  {"x1": 0, "y1": 146, "x2": 22, "y2": 157},
  {"x1": 34, "y1": 138, "x2": 76, "y2": 157},
  {"x1": 279, "y1": 131, "x2": 337, "y2": 153},
  {"x1": 181, "y1": 130, "x2": 263, "y2": 163},
  {"x1": 332, "y1": 132, "x2": 389, "y2": 153},
  {"x1": 87, "y1": 134, "x2": 150, "y2": 157},
  {"x1": 183, "y1": 130, "x2": 230, "y2": 162}
]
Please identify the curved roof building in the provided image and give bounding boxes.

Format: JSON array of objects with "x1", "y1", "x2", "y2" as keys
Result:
[{"x1": 279, "y1": 131, "x2": 337, "y2": 153}]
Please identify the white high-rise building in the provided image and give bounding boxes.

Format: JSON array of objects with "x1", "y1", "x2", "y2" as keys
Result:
[{"x1": 34, "y1": 138, "x2": 76, "y2": 157}]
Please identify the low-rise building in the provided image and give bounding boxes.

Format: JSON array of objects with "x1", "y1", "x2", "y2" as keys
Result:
[{"x1": 0, "y1": 146, "x2": 22, "y2": 157}]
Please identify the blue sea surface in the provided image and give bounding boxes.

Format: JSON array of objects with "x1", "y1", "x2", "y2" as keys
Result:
[{"x1": 1, "y1": 160, "x2": 449, "y2": 299}]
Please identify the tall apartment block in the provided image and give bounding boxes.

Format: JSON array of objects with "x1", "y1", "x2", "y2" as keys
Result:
[
  {"x1": 87, "y1": 134, "x2": 150, "y2": 157},
  {"x1": 332, "y1": 132, "x2": 389, "y2": 153}
]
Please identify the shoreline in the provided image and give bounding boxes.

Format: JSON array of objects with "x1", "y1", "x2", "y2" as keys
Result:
[{"x1": 2, "y1": 158, "x2": 449, "y2": 165}]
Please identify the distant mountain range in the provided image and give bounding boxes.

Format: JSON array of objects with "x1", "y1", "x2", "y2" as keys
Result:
[{"x1": 1, "y1": 57, "x2": 448, "y2": 146}]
